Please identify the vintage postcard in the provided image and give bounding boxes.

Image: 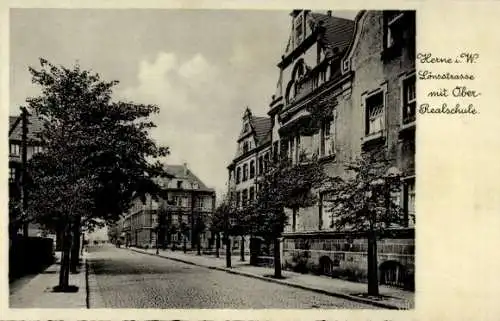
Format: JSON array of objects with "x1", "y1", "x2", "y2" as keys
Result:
[{"x1": 2, "y1": 1, "x2": 500, "y2": 320}]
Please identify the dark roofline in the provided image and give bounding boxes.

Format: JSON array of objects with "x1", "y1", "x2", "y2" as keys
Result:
[
  {"x1": 340, "y1": 10, "x2": 367, "y2": 74},
  {"x1": 227, "y1": 140, "x2": 272, "y2": 170}
]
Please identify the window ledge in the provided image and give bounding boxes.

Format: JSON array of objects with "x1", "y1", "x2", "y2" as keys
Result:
[
  {"x1": 362, "y1": 131, "x2": 385, "y2": 145},
  {"x1": 400, "y1": 121, "x2": 416, "y2": 131},
  {"x1": 318, "y1": 154, "x2": 336, "y2": 163},
  {"x1": 399, "y1": 122, "x2": 416, "y2": 138}
]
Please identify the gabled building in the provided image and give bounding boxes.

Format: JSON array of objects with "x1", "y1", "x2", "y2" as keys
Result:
[
  {"x1": 121, "y1": 163, "x2": 216, "y2": 250},
  {"x1": 9, "y1": 112, "x2": 46, "y2": 237},
  {"x1": 227, "y1": 107, "x2": 272, "y2": 209},
  {"x1": 268, "y1": 10, "x2": 356, "y2": 232},
  {"x1": 265, "y1": 10, "x2": 415, "y2": 290},
  {"x1": 226, "y1": 107, "x2": 273, "y2": 254},
  {"x1": 223, "y1": 10, "x2": 415, "y2": 289}
]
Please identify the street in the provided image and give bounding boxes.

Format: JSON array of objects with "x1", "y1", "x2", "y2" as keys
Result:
[{"x1": 87, "y1": 245, "x2": 378, "y2": 309}]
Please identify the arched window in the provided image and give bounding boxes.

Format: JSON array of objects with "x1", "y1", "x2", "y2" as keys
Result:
[
  {"x1": 243, "y1": 163, "x2": 248, "y2": 181},
  {"x1": 236, "y1": 167, "x2": 241, "y2": 184},
  {"x1": 250, "y1": 160, "x2": 255, "y2": 179}
]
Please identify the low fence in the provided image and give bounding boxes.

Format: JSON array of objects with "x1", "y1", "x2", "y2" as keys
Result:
[{"x1": 9, "y1": 236, "x2": 55, "y2": 281}]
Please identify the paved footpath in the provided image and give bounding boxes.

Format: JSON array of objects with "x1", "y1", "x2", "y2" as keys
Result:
[
  {"x1": 129, "y1": 246, "x2": 414, "y2": 310},
  {"x1": 9, "y1": 252, "x2": 87, "y2": 309}
]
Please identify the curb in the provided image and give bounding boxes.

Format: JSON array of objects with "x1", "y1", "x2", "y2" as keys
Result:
[{"x1": 128, "y1": 248, "x2": 403, "y2": 310}]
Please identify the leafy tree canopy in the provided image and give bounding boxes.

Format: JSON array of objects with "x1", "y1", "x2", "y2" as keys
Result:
[
  {"x1": 327, "y1": 150, "x2": 407, "y2": 235},
  {"x1": 24, "y1": 58, "x2": 170, "y2": 230}
]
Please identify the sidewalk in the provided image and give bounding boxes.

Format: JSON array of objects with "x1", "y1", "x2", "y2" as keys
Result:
[
  {"x1": 9, "y1": 252, "x2": 88, "y2": 308},
  {"x1": 128, "y1": 246, "x2": 414, "y2": 310}
]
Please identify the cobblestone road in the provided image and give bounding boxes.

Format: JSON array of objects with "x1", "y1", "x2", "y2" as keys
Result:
[{"x1": 87, "y1": 245, "x2": 378, "y2": 309}]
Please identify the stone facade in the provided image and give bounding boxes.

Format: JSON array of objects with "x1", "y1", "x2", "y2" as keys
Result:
[
  {"x1": 120, "y1": 164, "x2": 216, "y2": 250},
  {"x1": 269, "y1": 10, "x2": 415, "y2": 289},
  {"x1": 227, "y1": 107, "x2": 273, "y2": 253}
]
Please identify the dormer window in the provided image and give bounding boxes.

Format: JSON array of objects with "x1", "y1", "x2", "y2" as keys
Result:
[
  {"x1": 242, "y1": 141, "x2": 250, "y2": 154},
  {"x1": 294, "y1": 13, "x2": 304, "y2": 47}
]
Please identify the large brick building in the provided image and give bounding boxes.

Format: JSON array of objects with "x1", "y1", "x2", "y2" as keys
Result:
[
  {"x1": 227, "y1": 10, "x2": 416, "y2": 289},
  {"x1": 120, "y1": 164, "x2": 216, "y2": 250}
]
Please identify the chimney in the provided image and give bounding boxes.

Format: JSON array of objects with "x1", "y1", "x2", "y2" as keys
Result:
[
  {"x1": 327, "y1": 10, "x2": 332, "y2": 16},
  {"x1": 183, "y1": 162, "x2": 188, "y2": 175}
]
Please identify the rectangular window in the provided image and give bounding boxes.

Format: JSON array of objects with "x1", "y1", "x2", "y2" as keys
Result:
[
  {"x1": 236, "y1": 167, "x2": 241, "y2": 184},
  {"x1": 384, "y1": 11, "x2": 404, "y2": 50},
  {"x1": 295, "y1": 18, "x2": 303, "y2": 45},
  {"x1": 177, "y1": 180, "x2": 183, "y2": 189},
  {"x1": 242, "y1": 189, "x2": 248, "y2": 207},
  {"x1": 273, "y1": 141, "x2": 279, "y2": 162},
  {"x1": 258, "y1": 156, "x2": 264, "y2": 176},
  {"x1": 320, "y1": 120, "x2": 334, "y2": 157},
  {"x1": 402, "y1": 74, "x2": 416, "y2": 125},
  {"x1": 249, "y1": 186, "x2": 255, "y2": 202},
  {"x1": 365, "y1": 91, "x2": 385, "y2": 136},
  {"x1": 242, "y1": 141, "x2": 249, "y2": 154},
  {"x1": 250, "y1": 160, "x2": 255, "y2": 179},
  {"x1": 33, "y1": 145, "x2": 43, "y2": 154},
  {"x1": 403, "y1": 178, "x2": 416, "y2": 227},
  {"x1": 10, "y1": 143, "x2": 20, "y2": 156},
  {"x1": 9, "y1": 167, "x2": 16, "y2": 182},
  {"x1": 243, "y1": 164, "x2": 248, "y2": 181},
  {"x1": 236, "y1": 191, "x2": 241, "y2": 207}
]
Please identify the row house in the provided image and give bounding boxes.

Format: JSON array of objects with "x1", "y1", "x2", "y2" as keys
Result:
[
  {"x1": 226, "y1": 108, "x2": 273, "y2": 253},
  {"x1": 9, "y1": 112, "x2": 47, "y2": 238},
  {"x1": 227, "y1": 10, "x2": 415, "y2": 289},
  {"x1": 272, "y1": 10, "x2": 415, "y2": 289},
  {"x1": 120, "y1": 163, "x2": 216, "y2": 250}
]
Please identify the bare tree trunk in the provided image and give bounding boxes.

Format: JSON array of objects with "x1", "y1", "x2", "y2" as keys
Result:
[
  {"x1": 273, "y1": 237, "x2": 282, "y2": 278},
  {"x1": 196, "y1": 232, "x2": 201, "y2": 255},
  {"x1": 70, "y1": 216, "x2": 81, "y2": 273},
  {"x1": 240, "y1": 235, "x2": 245, "y2": 261},
  {"x1": 225, "y1": 236, "x2": 231, "y2": 268},
  {"x1": 57, "y1": 223, "x2": 72, "y2": 290},
  {"x1": 215, "y1": 232, "x2": 220, "y2": 258}
]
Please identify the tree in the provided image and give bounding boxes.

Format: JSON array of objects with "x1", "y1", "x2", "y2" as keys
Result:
[
  {"x1": 249, "y1": 156, "x2": 329, "y2": 278},
  {"x1": 210, "y1": 201, "x2": 227, "y2": 258},
  {"x1": 193, "y1": 213, "x2": 207, "y2": 256},
  {"x1": 23, "y1": 58, "x2": 170, "y2": 291},
  {"x1": 179, "y1": 221, "x2": 189, "y2": 253},
  {"x1": 327, "y1": 150, "x2": 407, "y2": 296},
  {"x1": 212, "y1": 196, "x2": 243, "y2": 267}
]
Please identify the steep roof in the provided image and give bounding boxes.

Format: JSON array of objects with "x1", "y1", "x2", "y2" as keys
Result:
[
  {"x1": 9, "y1": 115, "x2": 45, "y2": 142},
  {"x1": 163, "y1": 164, "x2": 214, "y2": 192},
  {"x1": 284, "y1": 12, "x2": 355, "y2": 59},
  {"x1": 251, "y1": 116, "x2": 272, "y2": 146},
  {"x1": 310, "y1": 13, "x2": 355, "y2": 57}
]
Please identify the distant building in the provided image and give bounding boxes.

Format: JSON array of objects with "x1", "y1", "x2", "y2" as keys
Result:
[
  {"x1": 9, "y1": 112, "x2": 46, "y2": 237},
  {"x1": 120, "y1": 163, "x2": 216, "y2": 250}
]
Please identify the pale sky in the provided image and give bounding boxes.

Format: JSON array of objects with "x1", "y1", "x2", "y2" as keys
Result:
[{"x1": 10, "y1": 9, "x2": 358, "y2": 200}]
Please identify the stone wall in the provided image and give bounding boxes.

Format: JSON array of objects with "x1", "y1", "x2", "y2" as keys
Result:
[{"x1": 282, "y1": 229, "x2": 414, "y2": 289}]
